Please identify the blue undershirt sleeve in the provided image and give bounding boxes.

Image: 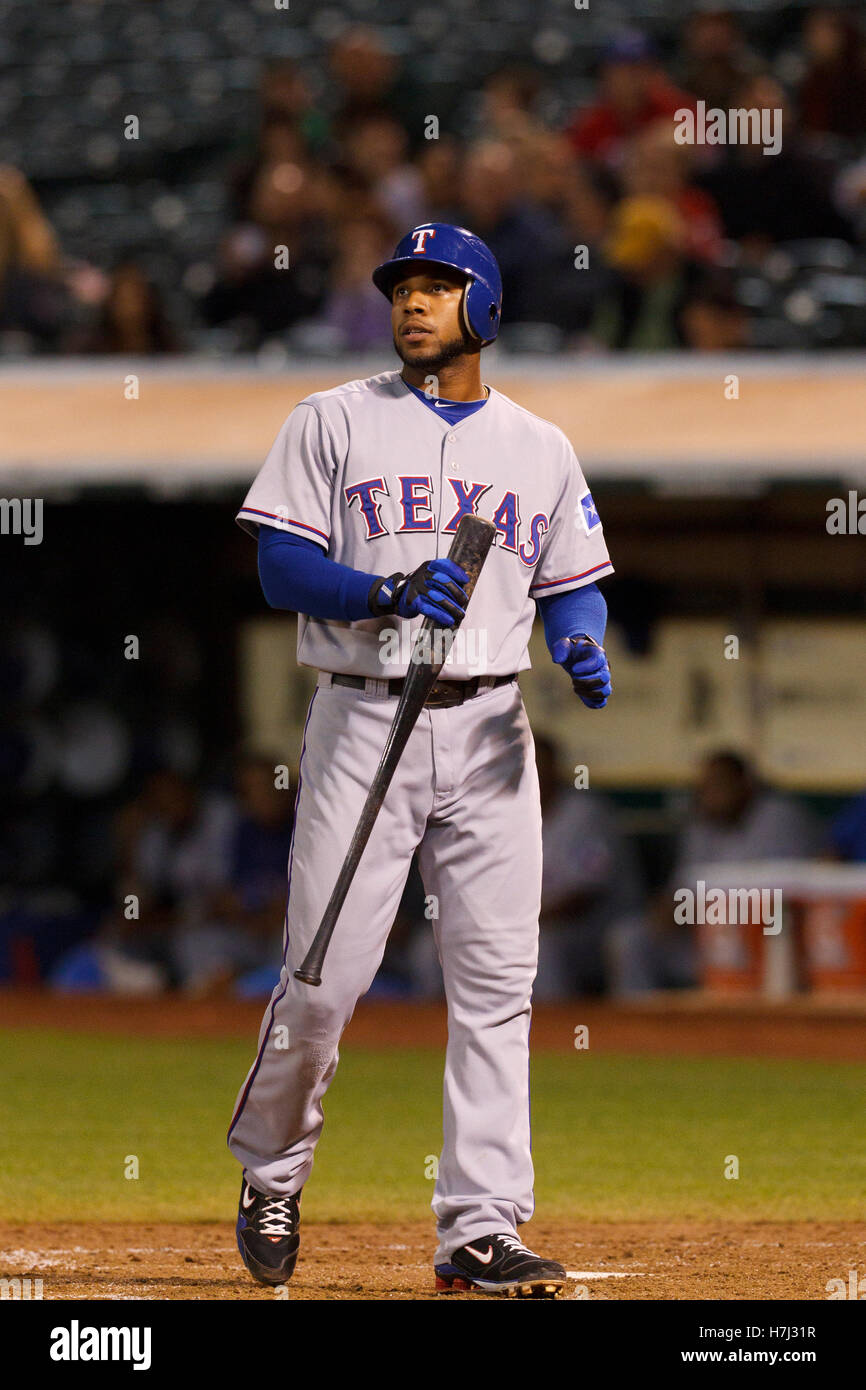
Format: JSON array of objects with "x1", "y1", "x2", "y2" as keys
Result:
[
  {"x1": 258, "y1": 529, "x2": 608, "y2": 642},
  {"x1": 256, "y1": 525, "x2": 384, "y2": 621},
  {"x1": 537, "y1": 582, "x2": 607, "y2": 652}
]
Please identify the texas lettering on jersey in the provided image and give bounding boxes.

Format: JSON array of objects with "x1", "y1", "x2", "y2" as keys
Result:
[
  {"x1": 237, "y1": 369, "x2": 613, "y2": 680},
  {"x1": 342, "y1": 473, "x2": 550, "y2": 568}
]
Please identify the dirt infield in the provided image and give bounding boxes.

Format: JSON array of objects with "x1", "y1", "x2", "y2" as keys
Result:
[
  {"x1": 4, "y1": 988, "x2": 866, "y2": 1059},
  {"x1": 2, "y1": 1219, "x2": 863, "y2": 1301}
]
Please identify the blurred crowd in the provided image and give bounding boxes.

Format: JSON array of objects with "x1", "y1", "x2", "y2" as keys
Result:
[
  {"x1": 48, "y1": 758, "x2": 295, "y2": 996},
  {"x1": 3, "y1": 701, "x2": 865, "y2": 998},
  {"x1": 2, "y1": 568, "x2": 865, "y2": 999},
  {"x1": 3, "y1": 10, "x2": 866, "y2": 356}
]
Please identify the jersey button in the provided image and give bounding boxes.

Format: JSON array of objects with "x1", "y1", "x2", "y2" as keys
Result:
[
  {"x1": 447, "y1": 433, "x2": 457, "y2": 443},
  {"x1": 448, "y1": 459, "x2": 460, "y2": 471}
]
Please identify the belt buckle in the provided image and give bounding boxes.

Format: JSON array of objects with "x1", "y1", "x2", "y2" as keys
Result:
[{"x1": 426, "y1": 679, "x2": 461, "y2": 709}]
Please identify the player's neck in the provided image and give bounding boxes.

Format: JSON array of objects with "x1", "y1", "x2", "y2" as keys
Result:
[{"x1": 400, "y1": 362, "x2": 486, "y2": 404}]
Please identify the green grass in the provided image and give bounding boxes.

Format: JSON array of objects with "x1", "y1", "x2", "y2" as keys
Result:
[{"x1": 1, "y1": 1030, "x2": 864, "y2": 1224}]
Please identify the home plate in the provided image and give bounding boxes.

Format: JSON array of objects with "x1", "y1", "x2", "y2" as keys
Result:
[{"x1": 567, "y1": 1271, "x2": 650, "y2": 1279}]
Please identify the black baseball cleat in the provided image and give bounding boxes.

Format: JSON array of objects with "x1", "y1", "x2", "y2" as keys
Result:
[
  {"x1": 236, "y1": 1178, "x2": 301, "y2": 1286},
  {"x1": 435, "y1": 1233, "x2": 567, "y2": 1298}
]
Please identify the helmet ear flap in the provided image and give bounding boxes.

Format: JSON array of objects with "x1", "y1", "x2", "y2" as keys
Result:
[
  {"x1": 463, "y1": 278, "x2": 500, "y2": 344},
  {"x1": 461, "y1": 279, "x2": 479, "y2": 341}
]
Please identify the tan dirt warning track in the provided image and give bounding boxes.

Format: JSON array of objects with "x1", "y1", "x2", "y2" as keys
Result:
[{"x1": 4, "y1": 989, "x2": 866, "y2": 1060}]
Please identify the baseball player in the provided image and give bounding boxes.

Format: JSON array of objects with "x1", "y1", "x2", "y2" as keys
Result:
[{"x1": 229, "y1": 223, "x2": 614, "y2": 1298}]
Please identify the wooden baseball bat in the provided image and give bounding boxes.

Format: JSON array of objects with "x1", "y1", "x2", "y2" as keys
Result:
[{"x1": 294, "y1": 514, "x2": 496, "y2": 986}]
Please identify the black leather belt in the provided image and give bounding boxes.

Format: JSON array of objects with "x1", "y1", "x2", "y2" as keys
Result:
[{"x1": 331, "y1": 672, "x2": 517, "y2": 708}]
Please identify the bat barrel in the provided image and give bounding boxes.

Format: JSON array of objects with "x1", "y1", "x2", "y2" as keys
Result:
[
  {"x1": 292, "y1": 967, "x2": 322, "y2": 986},
  {"x1": 294, "y1": 878, "x2": 352, "y2": 985}
]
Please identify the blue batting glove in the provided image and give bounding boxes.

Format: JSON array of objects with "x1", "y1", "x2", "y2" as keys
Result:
[
  {"x1": 396, "y1": 557, "x2": 470, "y2": 625},
  {"x1": 551, "y1": 635, "x2": 612, "y2": 709},
  {"x1": 369, "y1": 557, "x2": 470, "y2": 627}
]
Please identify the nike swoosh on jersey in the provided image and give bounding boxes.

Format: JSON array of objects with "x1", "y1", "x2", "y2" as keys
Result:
[{"x1": 464, "y1": 1243, "x2": 494, "y2": 1264}]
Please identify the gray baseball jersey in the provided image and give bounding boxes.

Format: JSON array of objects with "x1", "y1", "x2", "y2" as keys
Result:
[
  {"x1": 229, "y1": 367, "x2": 613, "y2": 1265},
  {"x1": 236, "y1": 369, "x2": 613, "y2": 679}
]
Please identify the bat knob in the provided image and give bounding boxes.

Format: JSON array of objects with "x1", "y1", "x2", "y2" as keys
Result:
[{"x1": 293, "y1": 968, "x2": 322, "y2": 986}]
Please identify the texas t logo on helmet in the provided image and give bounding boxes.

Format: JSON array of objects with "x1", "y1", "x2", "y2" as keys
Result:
[
  {"x1": 373, "y1": 222, "x2": 503, "y2": 345},
  {"x1": 410, "y1": 227, "x2": 437, "y2": 254}
]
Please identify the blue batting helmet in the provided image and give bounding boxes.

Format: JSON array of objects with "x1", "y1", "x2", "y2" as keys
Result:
[{"x1": 372, "y1": 223, "x2": 503, "y2": 345}]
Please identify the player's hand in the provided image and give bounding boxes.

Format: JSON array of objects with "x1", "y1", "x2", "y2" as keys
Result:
[
  {"x1": 551, "y1": 635, "x2": 612, "y2": 709},
  {"x1": 369, "y1": 558, "x2": 470, "y2": 627}
]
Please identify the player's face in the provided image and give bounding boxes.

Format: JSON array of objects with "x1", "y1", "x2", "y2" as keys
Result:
[{"x1": 390, "y1": 269, "x2": 474, "y2": 371}]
